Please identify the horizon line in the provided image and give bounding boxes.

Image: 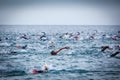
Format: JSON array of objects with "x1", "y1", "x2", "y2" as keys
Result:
[{"x1": 0, "y1": 24, "x2": 120, "y2": 26}]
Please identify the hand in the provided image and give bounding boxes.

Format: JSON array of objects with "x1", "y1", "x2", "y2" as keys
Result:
[{"x1": 64, "y1": 46, "x2": 70, "y2": 49}]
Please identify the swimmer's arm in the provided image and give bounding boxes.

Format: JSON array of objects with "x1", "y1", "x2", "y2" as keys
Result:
[
  {"x1": 101, "y1": 46, "x2": 112, "y2": 52},
  {"x1": 55, "y1": 46, "x2": 70, "y2": 54},
  {"x1": 110, "y1": 51, "x2": 120, "y2": 57}
]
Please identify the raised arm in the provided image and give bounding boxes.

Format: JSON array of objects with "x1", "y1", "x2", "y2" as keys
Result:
[{"x1": 101, "y1": 46, "x2": 113, "y2": 52}]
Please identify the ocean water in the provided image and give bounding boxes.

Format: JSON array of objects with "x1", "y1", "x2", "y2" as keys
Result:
[{"x1": 0, "y1": 25, "x2": 120, "y2": 80}]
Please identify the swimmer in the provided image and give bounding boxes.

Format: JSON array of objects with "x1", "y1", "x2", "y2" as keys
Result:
[
  {"x1": 41, "y1": 32, "x2": 46, "y2": 36},
  {"x1": 76, "y1": 32, "x2": 80, "y2": 35},
  {"x1": 40, "y1": 35, "x2": 47, "y2": 41},
  {"x1": 22, "y1": 44, "x2": 27, "y2": 49},
  {"x1": 117, "y1": 31, "x2": 120, "y2": 38},
  {"x1": 112, "y1": 36, "x2": 117, "y2": 40},
  {"x1": 101, "y1": 46, "x2": 113, "y2": 52},
  {"x1": 74, "y1": 36, "x2": 79, "y2": 40},
  {"x1": 63, "y1": 33, "x2": 70, "y2": 39},
  {"x1": 89, "y1": 36, "x2": 94, "y2": 40},
  {"x1": 47, "y1": 41, "x2": 55, "y2": 49},
  {"x1": 16, "y1": 44, "x2": 27, "y2": 49},
  {"x1": 5, "y1": 37, "x2": 8, "y2": 40},
  {"x1": 51, "y1": 46, "x2": 70, "y2": 55},
  {"x1": 102, "y1": 34, "x2": 106, "y2": 39},
  {"x1": 32, "y1": 66, "x2": 48, "y2": 74},
  {"x1": 110, "y1": 45, "x2": 120, "y2": 57},
  {"x1": 101, "y1": 45, "x2": 120, "y2": 57}
]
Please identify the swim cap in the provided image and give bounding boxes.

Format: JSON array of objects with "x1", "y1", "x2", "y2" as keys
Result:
[
  {"x1": 32, "y1": 69, "x2": 38, "y2": 74},
  {"x1": 16, "y1": 45, "x2": 20, "y2": 48}
]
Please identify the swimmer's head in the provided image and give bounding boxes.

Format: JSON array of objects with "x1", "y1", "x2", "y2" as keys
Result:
[
  {"x1": 16, "y1": 45, "x2": 20, "y2": 49},
  {"x1": 43, "y1": 66, "x2": 48, "y2": 71},
  {"x1": 109, "y1": 48, "x2": 113, "y2": 50},
  {"x1": 77, "y1": 32, "x2": 80, "y2": 35},
  {"x1": 116, "y1": 45, "x2": 120, "y2": 48}
]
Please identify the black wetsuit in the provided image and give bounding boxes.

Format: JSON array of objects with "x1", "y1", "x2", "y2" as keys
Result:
[
  {"x1": 101, "y1": 46, "x2": 109, "y2": 52},
  {"x1": 38, "y1": 70, "x2": 44, "y2": 73},
  {"x1": 21, "y1": 45, "x2": 27, "y2": 49},
  {"x1": 110, "y1": 51, "x2": 120, "y2": 57}
]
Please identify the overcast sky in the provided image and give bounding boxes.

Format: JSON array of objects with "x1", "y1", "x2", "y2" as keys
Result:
[{"x1": 0, "y1": 0, "x2": 120, "y2": 25}]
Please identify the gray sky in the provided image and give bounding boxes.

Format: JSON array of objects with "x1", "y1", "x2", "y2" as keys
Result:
[{"x1": 0, "y1": 0, "x2": 120, "y2": 25}]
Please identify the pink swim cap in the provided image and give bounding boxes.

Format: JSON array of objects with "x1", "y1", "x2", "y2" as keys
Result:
[
  {"x1": 32, "y1": 69, "x2": 38, "y2": 74},
  {"x1": 16, "y1": 45, "x2": 20, "y2": 48}
]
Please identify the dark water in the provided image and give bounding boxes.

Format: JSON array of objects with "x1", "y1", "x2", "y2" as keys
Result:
[{"x1": 0, "y1": 25, "x2": 120, "y2": 80}]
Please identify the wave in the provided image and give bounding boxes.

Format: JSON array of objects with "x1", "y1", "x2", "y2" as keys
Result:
[{"x1": 0, "y1": 70, "x2": 26, "y2": 77}]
